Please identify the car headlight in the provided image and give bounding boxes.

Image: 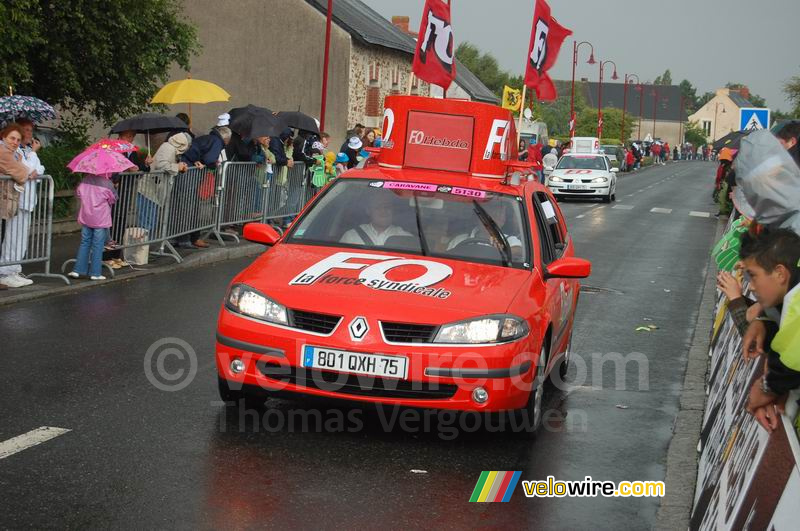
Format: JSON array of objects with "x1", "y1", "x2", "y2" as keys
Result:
[
  {"x1": 549, "y1": 176, "x2": 564, "y2": 183},
  {"x1": 226, "y1": 284, "x2": 288, "y2": 325},
  {"x1": 591, "y1": 177, "x2": 608, "y2": 183},
  {"x1": 433, "y1": 315, "x2": 529, "y2": 344}
]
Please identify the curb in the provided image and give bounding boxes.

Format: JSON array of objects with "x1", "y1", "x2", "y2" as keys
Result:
[
  {"x1": 655, "y1": 217, "x2": 726, "y2": 530},
  {"x1": 0, "y1": 243, "x2": 264, "y2": 308}
]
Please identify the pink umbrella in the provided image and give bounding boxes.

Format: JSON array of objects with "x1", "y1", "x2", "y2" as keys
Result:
[
  {"x1": 68, "y1": 148, "x2": 136, "y2": 176},
  {"x1": 87, "y1": 138, "x2": 139, "y2": 153}
]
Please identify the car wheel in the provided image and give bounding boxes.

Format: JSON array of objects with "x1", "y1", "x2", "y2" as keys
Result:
[
  {"x1": 557, "y1": 332, "x2": 572, "y2": 382},
  {"x1": 218, "y1": 377, "x2": 269, "y2": 409},
  {"x1": 516, "y1": 345, "x2": 548, "y2": 437},
  {"x1": 602, "y1": 192, "x2": 612, "y2": 203}
]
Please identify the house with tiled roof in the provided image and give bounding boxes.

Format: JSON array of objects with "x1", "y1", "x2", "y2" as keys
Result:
[
  {"x1": 689, "y1": 88, "x2": 756, "y2": 143},
  {"x1": 164, "y1": 0, "x2": 497, "y2": 147}
]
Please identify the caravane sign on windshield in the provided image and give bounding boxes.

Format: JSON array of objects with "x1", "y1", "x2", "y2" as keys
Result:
[{"x1": 377, "y1": 95, "x2": 518, "y2": 178}]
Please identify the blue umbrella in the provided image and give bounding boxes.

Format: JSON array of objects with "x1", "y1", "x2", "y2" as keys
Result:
[{"x1": 0, "y1": 95, "x2": 57, "y2": 125}]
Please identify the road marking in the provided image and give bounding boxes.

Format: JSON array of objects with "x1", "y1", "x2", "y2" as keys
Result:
[
  {"x1": 651, "y1": 208, "x2": 673, "y2": 214},
  {"x1": 576, "y1": 214, "x2": 585, "y2": 219},
  {"x1": 612, "y1": 204, "x2": 634, "y2": 210},
  {"x1": 689, "y1": 211, "x2": 711, "y2": 218},
  {"x1": 0, "y1": 427, "x2": 71, "y2": 460}
]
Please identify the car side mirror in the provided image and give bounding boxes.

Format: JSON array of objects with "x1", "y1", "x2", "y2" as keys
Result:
[
  {"x1": 544, "y1": 257, "x2": 591, "y2": 279},
  {"x1": 243, "y1": 223, "x2": 281, "y2": 246},
  {"x1": 610, "y1": 167, "x2": 619, "y2": 173}
]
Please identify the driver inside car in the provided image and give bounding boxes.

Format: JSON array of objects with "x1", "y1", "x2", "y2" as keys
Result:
[
  {"x1": 340, "y1": 192, "x2": 412, "y2": 246},
  {"x1": 447, "y1": 200, "x2": 523, "y2": 258}
]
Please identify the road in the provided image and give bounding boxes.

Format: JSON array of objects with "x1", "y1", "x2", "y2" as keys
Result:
[{"x1": 0, "y1": 162, "x2": 719, "y2": 529}]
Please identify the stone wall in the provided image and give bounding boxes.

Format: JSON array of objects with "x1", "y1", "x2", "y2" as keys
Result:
[{"x1": 347, "y1": 43, "x2": 431, "y2": 131}]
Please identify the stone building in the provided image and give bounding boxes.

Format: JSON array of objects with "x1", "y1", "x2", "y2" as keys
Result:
[
  {"x1": 688, "y1": 88, "x2": 755, "y2": 143},
  {"x1": 159, "y1": 0, "x2": 497, "y2": 148}
]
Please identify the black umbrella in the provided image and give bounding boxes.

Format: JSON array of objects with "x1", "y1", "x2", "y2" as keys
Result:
[
  {"x1": 276, "y1": 111, "x2": 320, "y2": 134},
  {"x1": 712, "y1": 130, "x2": 748, "y2": 152},
  {"x1": 110, "y1": 112, "x2": 189, "y2": 154},
  {"x1": 229, "y1": 105, "x2": 287, "y2": 139},
  {"x1": 110, "y1": 113, "x2": 188, "y2": 134}
]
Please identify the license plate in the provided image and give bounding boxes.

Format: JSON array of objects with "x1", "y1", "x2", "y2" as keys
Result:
[
  {"x1": 302, "y1": 346, "x2": 408, "y2": 379},
  {"x1": 567, "y1": 184, "x2": 590, "y2": 190}
]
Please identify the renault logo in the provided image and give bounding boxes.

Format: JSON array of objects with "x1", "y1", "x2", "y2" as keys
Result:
[{"x1": 349, "y1": 316, "x2": 369, "y2": 342}]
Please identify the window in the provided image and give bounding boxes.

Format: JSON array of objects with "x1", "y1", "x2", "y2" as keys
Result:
[
  {"x1": 556, "y1": 156, "x2": 607, "y2": 170},
  {"x1": 286, "y1": 178, "x2": 530, "y2": 269},
  {"x1": 535, "y1": 192, "x2": 565, "y2": 260},
  {"x1": 702, "y1": 120, "x2": 712, "y2": 137}
]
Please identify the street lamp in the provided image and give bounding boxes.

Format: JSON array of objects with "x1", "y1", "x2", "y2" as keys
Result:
[
  {"x1": 570, "y1": 40, "x2": 595, "y2": 139},
  {"x1": 713, "y1": 102, "x2": 727, "y2": 142},
  {"x1": 597, "y1": 60, "x2": 618, "y2": 138},
  {"x1": 621, "y1": 73, "x2": 640, "y2": 146}
]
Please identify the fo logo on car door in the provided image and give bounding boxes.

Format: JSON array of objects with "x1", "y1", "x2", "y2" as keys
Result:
[{"x1": 349, "y1": 316, "x2": 369, "y2": 342}]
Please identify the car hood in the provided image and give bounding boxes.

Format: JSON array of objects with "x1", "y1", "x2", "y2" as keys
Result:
[{"x1": 233, "y1": 244, "x2": 532, "y2": 323}]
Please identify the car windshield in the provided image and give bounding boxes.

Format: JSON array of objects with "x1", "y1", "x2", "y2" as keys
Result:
[
  {"x1": 556, "y1": 156, "x2": 606, "y2": 170},
  {"x1": 286, "y1": 178, "x2": 530, "y2": 268}
]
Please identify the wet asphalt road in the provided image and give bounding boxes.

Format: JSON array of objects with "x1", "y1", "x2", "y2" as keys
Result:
[{"x1": 0, "y1": 162, "x2": 719, "y2": 530}]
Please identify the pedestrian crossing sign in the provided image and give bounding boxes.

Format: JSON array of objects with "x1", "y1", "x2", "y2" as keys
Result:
[{"x1": 739, "y1": 108, "x2": 770, "y2": 131}]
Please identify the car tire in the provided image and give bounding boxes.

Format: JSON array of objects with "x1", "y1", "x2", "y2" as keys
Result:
[
  {"x1": 515, "y1": 344, "x2": 548, "y2": 438},
  {"x1": 218, "y1": 377, "x2": 269, "y2": 409},
  {"x1": 602, "y1": 192, "x2": 612, "y2": 203}
]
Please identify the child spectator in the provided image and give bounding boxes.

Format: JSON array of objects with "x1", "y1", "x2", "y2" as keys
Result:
[
  {"x1": 68, "y1": 175, "x2": 118, "y2": 281},
  {"x1": 335, "y1": 152, "x2": 349, "y2": 176},
  {"x1": 739, "y1": 228, "x2": 800, "y2": 431}
]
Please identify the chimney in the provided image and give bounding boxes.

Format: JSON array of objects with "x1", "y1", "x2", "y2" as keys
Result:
[
  {"x1": 737, "y1": 86, "x2": 751, "y2": 100},
  {"x1": 392, "y1": 16, "x2": 410, "y2": 34}
]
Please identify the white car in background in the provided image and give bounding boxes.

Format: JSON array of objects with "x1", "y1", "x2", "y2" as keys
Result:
[{"x1": 546, "y1": 153, "x2": 618, "y2": 203}]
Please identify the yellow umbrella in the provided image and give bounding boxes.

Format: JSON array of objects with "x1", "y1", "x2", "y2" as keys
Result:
[{"x1": 151, "y1": 76, "x2": 230, "y2": 125}]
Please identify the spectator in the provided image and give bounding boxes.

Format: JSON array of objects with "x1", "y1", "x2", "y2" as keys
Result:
[
  {"x1": 340, "y1": 123, "x2": 365, "y2": 152},
  {"x1": 625, "y1": 148, "x2": 635, "y2": 172},
  {"x1": 344, "y1": 136, "x2": 362, "y2": 169},
  {"x1": 364, "y1": 129, "x2": 377, "y2": 148},
  {"x1": 673, "y1": 145, "x2": 678, "y2": 161},
  {"x1": 182, "y1": 126, "x2": 230, "y2": 169},
  {"x1": 335, "y1": 152, "x2": 349, "y2": 176},
  {"x1": 518, "y1": 139, "x2": 528, "y2": 161},
  {"x1": 0, "y1": 124, "x2": 37, "y2": 289},
  {"x1": 117, "y1": 129, "x2": 150, "y2": 172},
  {"x1": 175, "y1": 126, "x2": 231, "y2": 248},
  {"x1": 526, "y1": 142, "x2": 544, "y2": 183},
  {"x1": 0, "y1": 119, "x2": 44, "y2": 287},
  {"x1": 715, "y1": 149, "x2": 735, "y2": 216},
  {"x1": 775, "y1": 121, "x2": 800, "y2": 168},
  {"x1": 67, "y1": 174, "x2": 118, "y2": 281},
  {"x1": 739, "y1": 229, "x2": 800, "y2": 432},
  {"x1": 225, "y1": 131, "x2": 257, "y2": 162},
  {"x1": 542, "y1": 149, "x2": 558, "y2": 173},
  {"x1": 651, "y1": 142, "x2": 662, "y2": 165},
  {"x1": 138, "y1": 132, "x2": 191, "y2": 236},
  {"x1": 176, "y1": 112, "x2": 195, "y2": 138},
  {"x1": 270, "y1": 129, "x2": 297, "y2": 225}
]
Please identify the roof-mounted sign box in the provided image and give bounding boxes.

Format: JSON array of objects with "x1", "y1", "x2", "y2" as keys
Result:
[{"x1": 377, "y1": 96, "x2": 519, "y2": 178}]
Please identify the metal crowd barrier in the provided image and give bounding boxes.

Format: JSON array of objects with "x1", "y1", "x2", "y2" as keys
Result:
[
  {"x1": 55, "y1": 161, "x2": 314, "y2": 277},
  {"x1": 213, "y1": 161, "x2": 310, "y2": 244},
  {"x1": 0, "y1": 175, "x2": 68, "y2": 284}
]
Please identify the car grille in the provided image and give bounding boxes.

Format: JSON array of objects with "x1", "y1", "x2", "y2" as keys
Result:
[
  {"x1": 380, "y1": 322, "x2": 438, "y2": 343},
  {"x1": 257, "y1": 362, "x2": 458, "y2": 400},
  {"x1": 558, "y1": 188, "x2": 596, "y2": 194},
  {"x1": 289, "y1": 309, "x2": 341, "y2": 335}
]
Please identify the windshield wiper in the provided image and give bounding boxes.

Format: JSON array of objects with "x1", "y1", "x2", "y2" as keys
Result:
[
  {"x1": 412, "y1": 194, "x2": 429, "y2": 256},
  {"x1": 472, "y1": 200, "x2": 511, "y2": 267}
]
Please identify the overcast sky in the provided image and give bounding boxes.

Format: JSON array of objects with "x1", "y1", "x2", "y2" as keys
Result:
[{"x1": 368, "y1": 0, "x2": 799, "y2": 110}]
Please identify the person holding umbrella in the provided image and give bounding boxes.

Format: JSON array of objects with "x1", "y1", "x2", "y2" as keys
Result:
[{"x1": 66, "y1": 148, "x2": 135, "y2": 280}]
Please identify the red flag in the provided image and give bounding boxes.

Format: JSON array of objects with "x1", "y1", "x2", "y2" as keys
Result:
[
  {"x1": 412, "y1": 0, "x2": 457, "y2": 91},
  {"x1": 524, "y1": 0, "x2": 572, "y2": 101}
]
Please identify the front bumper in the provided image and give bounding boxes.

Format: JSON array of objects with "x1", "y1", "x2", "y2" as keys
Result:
[
  {"x1": 215, "y1": 309, "x2": 537, "y2": 411},
  {"x1": 547, "y1": 183, "x2": 610, "y2": 197}
]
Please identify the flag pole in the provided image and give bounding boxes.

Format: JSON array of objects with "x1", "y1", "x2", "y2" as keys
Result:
[{"x1": 517, "y1": 85, "x2": 527, "y2": 144}]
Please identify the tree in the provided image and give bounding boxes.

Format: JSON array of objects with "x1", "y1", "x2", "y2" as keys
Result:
[
  {"x1": 684, "y1": 121, "x2": 707, "y2": 146},
  {"x1": 456, "y1": 42, "x2": 521, "y2": 98},
  {"x1": 784, "y1": 74, "x2": 800, "y2": 116},
  {"x1": 679, "y1": 79, "x2": 699, "y2": 112},
  {"x1": 653, "y1": 69, "x2": 673, "y2": 86},
  {"x1": 2, "y1": 1, "x2": 199, "y2": 124},
  {"x1": 697, "y1": 91, "x2": 714, "y2": 109},
  {"x1": 575, "y1": 107, "x2": 633, "y2": 143}
]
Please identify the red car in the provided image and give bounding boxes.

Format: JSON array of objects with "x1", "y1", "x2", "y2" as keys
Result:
[{"x1": 215, "y1": 96, "x2": 590, "y2": 433}]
